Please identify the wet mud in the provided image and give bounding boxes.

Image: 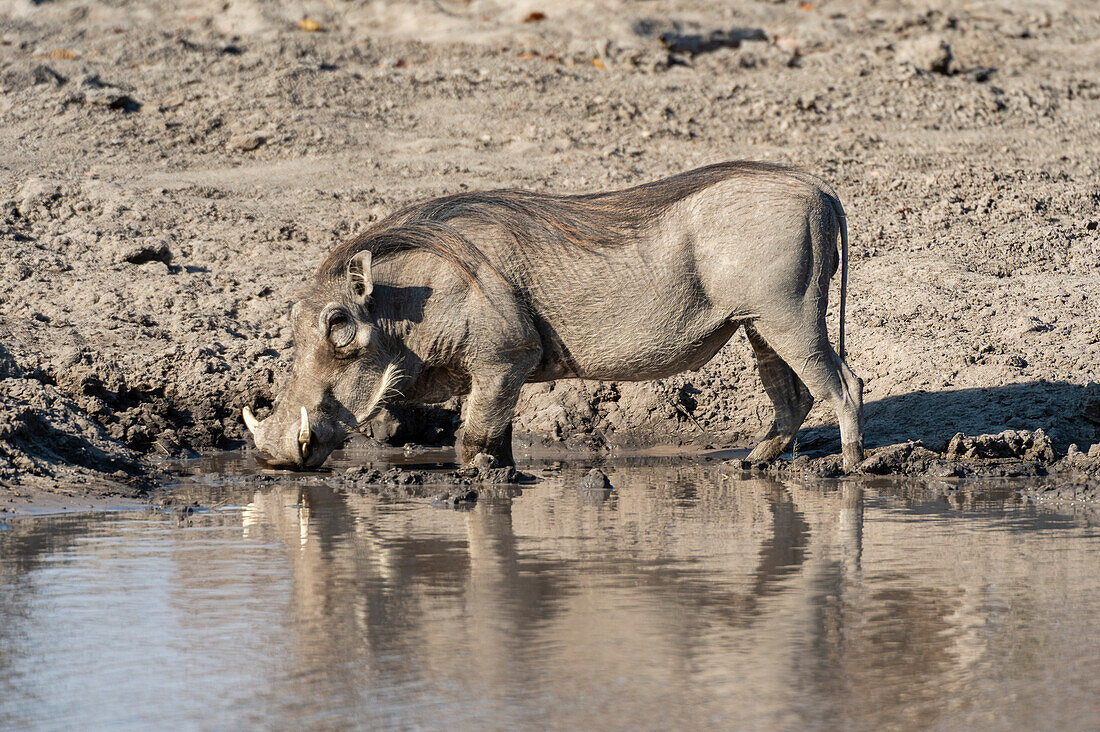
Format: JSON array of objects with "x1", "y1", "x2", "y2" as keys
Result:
[
  {"x1": 1, "y1": 0, "x2": 1098, "y2": 502},
  {"x1": 745, "y1": 427, "x2": 1097, "y2": 475}
]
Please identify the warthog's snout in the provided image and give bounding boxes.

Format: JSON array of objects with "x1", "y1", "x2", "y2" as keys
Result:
[{"x1": 242, "y1": 405, "x2": 337, "y2": 469}]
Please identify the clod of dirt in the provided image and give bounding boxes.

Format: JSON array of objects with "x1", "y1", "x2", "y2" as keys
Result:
[
  {"x1": 77, "y1": 74, "x2": 141, "y2": 111},
  {"x1": 111, "y1": 237, "x2": 172, "y2": 265},
  {"x1": 895, "y1": 35, "x2": 953, "y2": 74},
  {"x1": 454, "y1": 452, "x2": 531, "y2": 484},
  {"x1": 227, "y1": 133, "x2": 267, "y2": 152},
  {"x1": 574, "y1": 467, "x2": 614, "y2": 501},
  {"x1": 778, "y1": 454, "x2": 846, "y2": 478},
  {"x1": 431, "y1": 488, "x2": 478, "y2": 508},
  {"x1": 15, "y1": 178, "x2": 61, "y2": 215},
  {"x1": 24, "y1": 64, "x2": 67, "y2": 87},
  {"x1": 1050, "y1": 443, "x2": 1100, "y2": 476},
  {"x1": 749, "y1": 429, "x2": 1070, "y2": 479},
  {"x1": 338, "y1": 455, "x2": 534, "y2": 503},
  {"x1": 345, "y1": 465, "x2": 429, "y2": 487},
  {"x1": 341, "y1": 465, "x2": 439, "y2": 501},
  {"x1": 858, "y1": 441, "x2": 959, "y2": 477},
  {"x1": 945, "y1": 428, "x2": 1054, "y2": 462}
]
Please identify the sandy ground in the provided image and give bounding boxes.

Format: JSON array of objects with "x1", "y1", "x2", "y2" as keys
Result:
[{"x1": 1, "y1": 0, "x2": 1098, "y2": 504}]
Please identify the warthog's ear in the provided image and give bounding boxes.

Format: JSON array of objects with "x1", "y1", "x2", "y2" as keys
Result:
[{"x1": 346, "y1": 250, "x2": 373, "y2": 304}]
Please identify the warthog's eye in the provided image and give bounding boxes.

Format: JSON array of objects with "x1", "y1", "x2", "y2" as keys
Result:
[{"x1": 320, "y1": 304, "x2": 356, "y2": 350}]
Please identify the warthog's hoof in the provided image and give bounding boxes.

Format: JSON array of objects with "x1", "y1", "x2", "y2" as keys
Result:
[{"x1": 843, "y1": 443, "x2": 865, "y2": 473}]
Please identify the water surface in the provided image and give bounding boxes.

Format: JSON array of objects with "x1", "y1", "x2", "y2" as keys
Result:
[{"x1": 2, "y1": 457, "x2": 1099, "y2": 730}]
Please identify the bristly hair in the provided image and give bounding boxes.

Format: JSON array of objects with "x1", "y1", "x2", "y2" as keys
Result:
[{"x1": 316, "y1": 161, "x2": 803, "y2": 285}]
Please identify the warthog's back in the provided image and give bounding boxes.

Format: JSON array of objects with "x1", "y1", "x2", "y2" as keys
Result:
[
  {"x1": 463, "y1": 165, "x2": 844, "y2": 381},
  {"x1": 316, "y1": 162, "x2": 842, "y2": 381}
]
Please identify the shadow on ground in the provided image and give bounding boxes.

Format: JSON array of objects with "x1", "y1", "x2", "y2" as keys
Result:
[
  {"x1": 632, "y1": 19, "x2": 768, "y2": 55},
  {"x1": 798, "y1": 380, "x2": 1099, "y2": 453}
]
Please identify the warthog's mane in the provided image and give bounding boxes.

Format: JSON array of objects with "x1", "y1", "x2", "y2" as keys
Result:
[{"x1": 317, "y1": 161, "x2": 801, "y2": 286}]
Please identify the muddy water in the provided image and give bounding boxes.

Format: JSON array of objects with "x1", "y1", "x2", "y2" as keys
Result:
[{"x1": 2, "y1": 457, "x2": 1100, "y2": 731}]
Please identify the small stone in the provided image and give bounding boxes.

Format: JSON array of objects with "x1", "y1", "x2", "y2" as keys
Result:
[
  {"x1": 83, "y1": 85, "x2": 141, "y2": 111},
  {"x1": 27, "y1": 64, "x2": 67, "y2": 87},
  {"x1": 227, "y1": 134, "x2": 266, "y2": 152},
  {"x1": 896, "y1": 35, "x2": 953, "y2": 74},
  {"x1": 115, "y1": 238, "x2": 172, "y2": 265},
  {"x1": 575, "y1": 468, "x2": 614, "y2": 500},
  {"x1": 431, "y1": 488, "x2": 478, "y2": 508},
  {"x1": 15, "y1": 178, "x2": 61, "y2": 217}
]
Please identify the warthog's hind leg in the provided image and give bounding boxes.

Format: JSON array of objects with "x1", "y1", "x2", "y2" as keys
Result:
[
  {"x1": 750, "y1": 319, "x2": 865, "y2": 472},
  {"x1": 745, "y1": 325, "x2": 815, "y2": 463}
]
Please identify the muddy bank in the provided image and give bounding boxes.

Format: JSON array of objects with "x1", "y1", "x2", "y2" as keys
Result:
[
  {"x1": 1, "y1": 0, "x2": 1098, "y2": 500},
  {"x1": 733, "y1": 427, "x2": 1100, "y2": 499},
  {"x1": 131, "y1": 438, "x2": 1096, "y2": 523}
]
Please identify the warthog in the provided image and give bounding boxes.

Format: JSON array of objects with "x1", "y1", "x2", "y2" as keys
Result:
[{"x1": 243, "y1": 162, "x2": 865, "y2": 471}]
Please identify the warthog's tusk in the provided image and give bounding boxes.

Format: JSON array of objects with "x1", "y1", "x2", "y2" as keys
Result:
[
  {"x1": 242, "y1": 407, "x2": 260, "y2": 436},
  {"x1": 298, "y1": 406, "x2": 311, "y2": 448}
]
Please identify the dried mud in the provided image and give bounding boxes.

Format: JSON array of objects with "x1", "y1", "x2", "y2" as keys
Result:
[{"x1": 1, "y1": 0, "x2": 1098, "y2": 505}]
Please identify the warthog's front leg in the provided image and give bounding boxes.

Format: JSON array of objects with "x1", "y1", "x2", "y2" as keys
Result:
[{"x1": 459, "y1": 366, "x2": 530, "y2": 466}]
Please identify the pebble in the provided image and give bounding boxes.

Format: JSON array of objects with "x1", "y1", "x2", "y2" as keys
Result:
[
  {"x1": 227, "y1": 134, "x2": 266, "y2": 152},
  {"x1": 114, "y1": 238, "x2": 172, "y2": 265},
  {"x1": 895, "y1": 35, "x2": 953, "y2": 74},
  {"x1": 431, "y1": 488, "x2": 478, "y2": 508},
  {"x1": 575, "y1": 468, "x2": 614, "y2": 501}
]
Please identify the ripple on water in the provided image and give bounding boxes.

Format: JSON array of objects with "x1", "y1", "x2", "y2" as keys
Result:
[{"x1": 2, "y1": 458, "x2": 1099, "y2": 731}]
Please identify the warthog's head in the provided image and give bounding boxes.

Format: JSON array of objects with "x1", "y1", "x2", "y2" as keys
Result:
[{"x1": 243, "y1": 251, "x2": 403, "y2": 469}]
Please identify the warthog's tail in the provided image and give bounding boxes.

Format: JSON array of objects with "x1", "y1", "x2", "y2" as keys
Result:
[
  {"x1": 800, "y1": 173, "x2": 849, "y2": 360},
  {"x1": 837, "y1": 200, "x2": 848, "y2": 360}
]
